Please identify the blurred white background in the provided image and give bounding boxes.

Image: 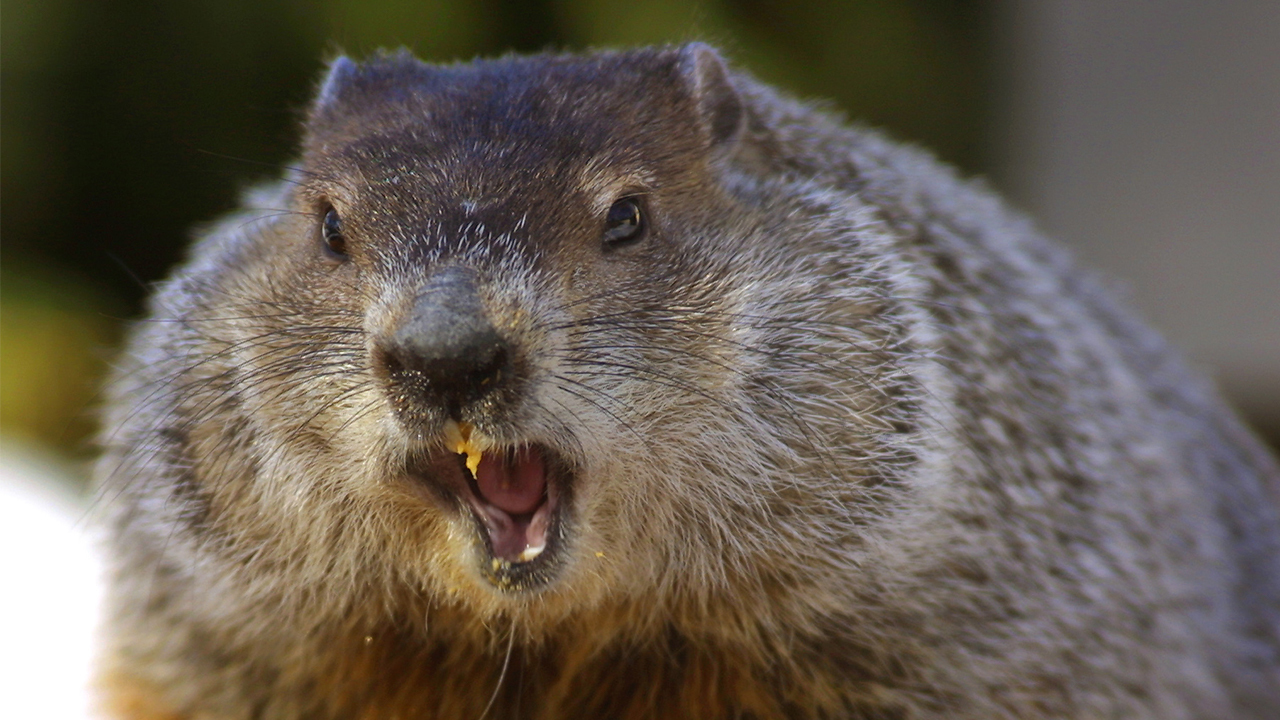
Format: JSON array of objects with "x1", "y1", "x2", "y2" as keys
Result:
[{"x1": 0, "y1": 445, "x2": 102, "y2": 720}]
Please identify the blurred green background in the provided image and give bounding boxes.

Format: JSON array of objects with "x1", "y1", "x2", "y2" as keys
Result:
[{"x1": 3, "y1": 0, "x2": 996, "y2": 490}]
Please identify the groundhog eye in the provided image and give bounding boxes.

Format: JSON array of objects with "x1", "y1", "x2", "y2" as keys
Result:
[
  {"x1": 321, "y1": 206, "x2": 348, "y2": 259},
  {"x1": 602, "y1": 197, "x2": 645, "y2": 249}
]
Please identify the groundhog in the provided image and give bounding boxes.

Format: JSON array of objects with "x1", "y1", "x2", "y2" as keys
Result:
[{"x1": 93, "y1": 44, "x2": 1280, "y2": 719}]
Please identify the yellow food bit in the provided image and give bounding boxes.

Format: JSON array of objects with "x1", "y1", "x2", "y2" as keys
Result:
[
  {"x1": 595, "y1": 551, "x2": 605, "y2": 558},
  {"x1": 444, "y1": 420, "x2": 487, "y2": 478}
]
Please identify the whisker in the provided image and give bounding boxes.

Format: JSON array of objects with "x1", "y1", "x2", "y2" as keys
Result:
[{"x1": 477, "y1": 624, "x2": 516, "y2": 720}]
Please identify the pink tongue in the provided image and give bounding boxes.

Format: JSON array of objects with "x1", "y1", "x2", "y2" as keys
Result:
[{"x1": 474, "y1": 446, "x2": 546, "y2": 515}]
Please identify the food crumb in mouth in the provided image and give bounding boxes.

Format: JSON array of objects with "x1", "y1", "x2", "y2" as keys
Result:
[{"x1": 444, "y1": 420, "x2": 487, "y2": 478}]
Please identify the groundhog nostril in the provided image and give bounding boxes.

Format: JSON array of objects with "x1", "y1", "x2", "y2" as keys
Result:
[
  {"x1": 405, "y1": 335, "x2": 507, "y2": 393},
  {"x1": 380, "y1": 267, "x2": 512, "y2": 413}
]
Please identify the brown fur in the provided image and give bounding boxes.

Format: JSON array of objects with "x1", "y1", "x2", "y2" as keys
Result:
[{"x1": 94, "y1": 45, "x2": 1280, "y2": 718}]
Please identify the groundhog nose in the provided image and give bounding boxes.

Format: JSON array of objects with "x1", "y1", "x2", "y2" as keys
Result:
[{"x1": 381, "y1": 267, "x2": 510, "y2": 413}]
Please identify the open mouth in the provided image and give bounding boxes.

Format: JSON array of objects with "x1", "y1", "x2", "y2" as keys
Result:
[
  {"x1": 411, "y1": 421, "x2": 568, "y2": 586},
  {"x1": 466, "y1": 443, "x2": 556, "y2": 563}
]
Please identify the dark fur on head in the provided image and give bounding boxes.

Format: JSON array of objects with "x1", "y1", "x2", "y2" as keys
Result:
[{"x1": 94, "y1": 44, "x2": 1280, "y2": 719}]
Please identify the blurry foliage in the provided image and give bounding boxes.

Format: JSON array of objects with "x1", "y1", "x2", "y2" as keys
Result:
[
  {"x1": 1, "y1": 264, "x2": 123, "y2": 457},
  {"x1": 1, "y1": 0, "x2": 994, "y2": 468}
]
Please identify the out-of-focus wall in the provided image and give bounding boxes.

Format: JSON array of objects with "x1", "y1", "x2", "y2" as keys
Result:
[{"x1": 993, "y1": 0, "x2": 1280, "y2": 444}]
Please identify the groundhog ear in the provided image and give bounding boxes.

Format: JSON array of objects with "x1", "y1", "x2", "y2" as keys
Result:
[
  {"x1": 315, "y1": 56, "x2": 360, "y2": 111},
  {"x1": 309, "y1": 51, "x2": 425, "y2": 128},
  {"x1": 677, "y1": 43, "x2": 744, "y2": 150}
]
